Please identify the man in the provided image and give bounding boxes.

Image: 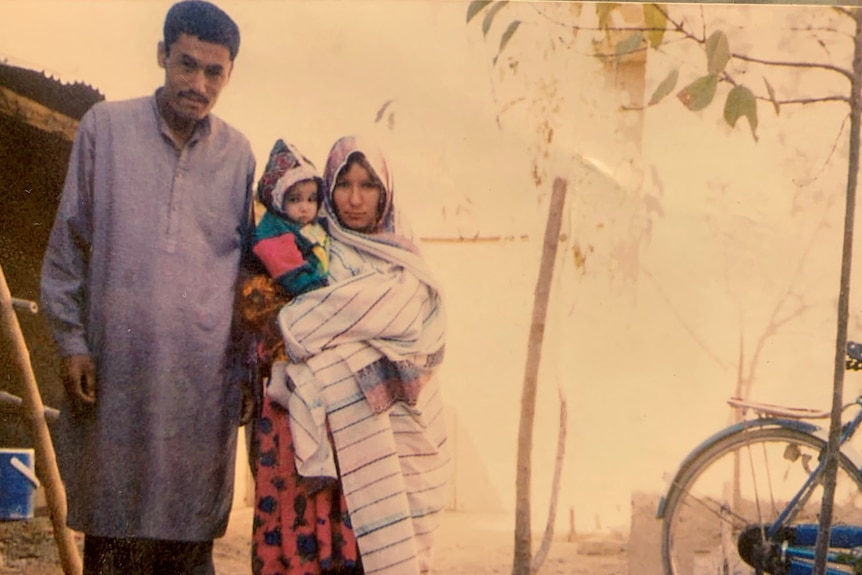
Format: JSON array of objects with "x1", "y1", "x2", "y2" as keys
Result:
[{"x1": 40, "y1": 2, "x2": 255, "y2": 573}]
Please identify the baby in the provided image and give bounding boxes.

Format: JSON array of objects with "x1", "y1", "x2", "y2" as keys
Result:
[
  {"x1": 251, "y1": 138, "x2": 329, "y2": 297},
  {"x1": 238, "y1": 139, "x2": 329, "y2": 376}
]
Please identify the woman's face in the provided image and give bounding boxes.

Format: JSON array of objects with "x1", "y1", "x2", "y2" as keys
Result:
[{"x1": 332, "y1": 162, "x2": 382, "y2": 232}]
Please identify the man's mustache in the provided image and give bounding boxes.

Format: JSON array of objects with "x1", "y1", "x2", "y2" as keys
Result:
[{"x1": 180, "y1": 90, "x2": 210, "y2": 105}]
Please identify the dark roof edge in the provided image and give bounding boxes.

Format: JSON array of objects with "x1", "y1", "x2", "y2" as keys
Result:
[{"x1": 0, "y1": 62, "x2": 104, "y2": 120}]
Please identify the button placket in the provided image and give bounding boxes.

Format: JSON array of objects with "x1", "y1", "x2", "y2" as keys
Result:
[{"x1": 164, "y1": 148, "x2": 187, "y2": 254}]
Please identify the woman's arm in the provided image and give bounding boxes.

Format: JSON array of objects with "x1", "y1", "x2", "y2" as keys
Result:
[{"x1": 278, "y1": 266, "x2": 431, "y2": 361}]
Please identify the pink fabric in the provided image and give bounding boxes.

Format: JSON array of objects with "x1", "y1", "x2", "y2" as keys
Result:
[{"x1": 252, "y1": 233, "x2": 305, "y2": 279}]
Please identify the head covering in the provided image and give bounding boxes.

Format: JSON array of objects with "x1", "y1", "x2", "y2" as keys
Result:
[
  {"x1": 322, "y1": 135, "x2": 417, "y2": 252},
  {"x1": 257, "y1": 139, "x2": 322, "y2": 220}
]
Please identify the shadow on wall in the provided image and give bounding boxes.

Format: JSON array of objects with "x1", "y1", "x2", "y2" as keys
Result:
[{"x1": 446, "y1": 406, "x2": 505, "y2": 512}]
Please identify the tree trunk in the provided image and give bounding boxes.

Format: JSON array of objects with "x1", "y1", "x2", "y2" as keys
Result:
[
  {"x1": 512, "y1": 177, "x2": 568, "y2": 575},
  {"x1": 813, "y1": 9, "x2": 862, "y2": 575}
]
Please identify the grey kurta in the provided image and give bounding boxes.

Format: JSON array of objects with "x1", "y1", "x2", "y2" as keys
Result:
[{"x1": 40, "y1": 93, "x2": 255, "y2": 541}]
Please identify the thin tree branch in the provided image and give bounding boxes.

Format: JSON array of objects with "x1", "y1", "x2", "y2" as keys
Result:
[
  {"x1": 529, "y1": 389, "x2": 567, "y2": 575},
  {"x1": 640, "y1": 266, "x2": 731, "y2": 371},
  {"x1": 620, "y1": 93, "x2": 849, "y2": 113},
  {"x1": 766, "y1": 95, "x2": 850, "y2": 106},
  {"x1": 653, "y1": 4, "x2": 856, "y2": 81},
  {"x1": 787, "y1": 25, "x2": 854, "y2": 37},
  {"x1": 732, "y1": 53, "x2": 853, "y2": 82},
  {"x1": 716, "y1": 68, "x2": 851, "y2": 106},
  {"x1": 526, "y1": 2, "x2": 855, "y2": 86},
  {"x1": 793, "y1": 113, "x2": 850, "y2": 190},
  {"x1": 559, "y1": 6, "x2": 857, "y2": 83},
  {"x1": 739, "y1": 299, "x2": 812, "y2": 401},
  {"x1": 738, "y1": 164, "x2": 845, "y2": 399}
]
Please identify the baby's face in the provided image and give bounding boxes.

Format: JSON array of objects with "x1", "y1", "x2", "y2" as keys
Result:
[{"x1": 283, "y1": 180, "x2": 319, "y2": 225}]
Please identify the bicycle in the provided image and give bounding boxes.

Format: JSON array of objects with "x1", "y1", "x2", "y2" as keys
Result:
[{"x1": 657, "y1": 342, "x2": 862, "y2": 575}]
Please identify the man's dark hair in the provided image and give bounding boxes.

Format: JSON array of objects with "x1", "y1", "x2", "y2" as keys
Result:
[{"x1": 164, "y1": 1, "x2": 240, "y2": 61}]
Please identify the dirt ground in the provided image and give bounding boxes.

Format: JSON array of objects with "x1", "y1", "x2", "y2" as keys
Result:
[{"x1": 0, "y1": 507, "x2": 629, "y2": 575}]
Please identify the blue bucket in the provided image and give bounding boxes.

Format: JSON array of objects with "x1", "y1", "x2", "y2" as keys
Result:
[{"x1": 0, "y1": 448, "x2": 38, "y2": 521}]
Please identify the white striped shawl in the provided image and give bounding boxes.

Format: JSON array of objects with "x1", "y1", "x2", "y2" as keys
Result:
[{"x1": 269, "y1": 243, "x2": 449, "y2": 574}]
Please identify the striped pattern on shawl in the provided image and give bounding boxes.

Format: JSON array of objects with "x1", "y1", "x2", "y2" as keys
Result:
[
  {"x1": 268, "y1": 244, "x2": 448, "y2": 574},
  {"x1": 268, "y1": 135, "x2": 450, "y2": 574}
]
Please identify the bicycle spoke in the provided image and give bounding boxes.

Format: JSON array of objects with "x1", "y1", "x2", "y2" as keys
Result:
[
  {"x1": 661, "y1": 427, "x2": 862, "y2": 575},
  {"x1": 744, "y1": 426, "x2": 768, "y2": 545},
  {"x1": 757, "y1": 431, "x2": 778, "y2": 518},
  {"x1": 670, "y1": 478, "x2": 751, "y2": 529}
]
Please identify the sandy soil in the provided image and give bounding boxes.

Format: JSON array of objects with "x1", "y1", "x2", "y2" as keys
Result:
[{"x1": 0, "y1": 508, "x2": 629, "y2": 575}]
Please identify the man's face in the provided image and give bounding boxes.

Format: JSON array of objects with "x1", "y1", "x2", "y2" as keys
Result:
[{"x1": 157, "y1": 33, "x2": 232, "y2": 122}]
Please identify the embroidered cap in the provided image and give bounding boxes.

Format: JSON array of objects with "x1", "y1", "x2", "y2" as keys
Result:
[{"x1": 257, "y1": 139, "x2": 322, "y2": 218}]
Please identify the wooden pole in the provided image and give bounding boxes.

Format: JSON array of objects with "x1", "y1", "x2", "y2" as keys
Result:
[
  {"x1": 0, "y1": 263, "x2": 82, "y2": 575},
  {"x1": 512, "y1": 177, "x2": 568, "y2": 575},
  {"x1": 814, "y1": 10, "x2": 862, "y2": 575}
]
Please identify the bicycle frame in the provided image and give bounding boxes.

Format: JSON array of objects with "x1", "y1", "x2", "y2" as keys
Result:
[
  {"x1": 658, "y1": 397, "x2": 862, "y2": 574},
  {"x1": 783, "y1": 525, "x2": 862, "y2": 574}
]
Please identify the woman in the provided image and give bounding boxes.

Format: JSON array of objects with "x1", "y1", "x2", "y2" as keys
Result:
[{"x1": 246, "y1": 135, "x2": 450, "y2": 575}]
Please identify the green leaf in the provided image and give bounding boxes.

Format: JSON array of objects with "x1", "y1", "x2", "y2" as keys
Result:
[
  {"x1": 643, "y1": 4, "x2": 667, "y2": 49},
  {"x1": 724, "y1": 85, "x2": 758, "y2": 138},
  {"x1": 705, "y1": 30, "x2": 730, "y2": 75},
  {"x1": 493, "y1": 20, "x2": 521, "y2": 65},
  {"x1": 677, "y1": 74, "x2": 719, "y2": 111},
  {"x1": 467, "y1": 0, "x2": 493, "y2": 23},
  {"x1": 764, "y1": 77, "x2": 780, "y2": 115},
  {"x1": 615, "y1": 32, "x2": 644, "y2": 57},
  {"x1": 648, "y1": 69, "x2": 678, "y2": 105},
  {"x1": 482, "y1": 1, "x2": 509, "y2": 37},
  {"x1": 596, "y1": 3, "x2": 620, "y2": 30}
]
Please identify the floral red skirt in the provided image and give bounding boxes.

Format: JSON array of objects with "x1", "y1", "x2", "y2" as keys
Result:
[
  {"x1": 251, "y1": 394, "x2": 362, "y2": 575},
  {"x1": 240, "y1": 272, "x2": 362, "y2": 574}
]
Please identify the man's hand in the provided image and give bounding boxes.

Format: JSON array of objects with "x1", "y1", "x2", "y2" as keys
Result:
[{"x1": 62, "y1": 355, "x2": 97, "y2": 408}]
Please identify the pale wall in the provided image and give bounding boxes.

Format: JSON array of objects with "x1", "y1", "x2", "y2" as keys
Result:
[{"x1": 406, "y1": 3, "x2": 862, "y2": 536}]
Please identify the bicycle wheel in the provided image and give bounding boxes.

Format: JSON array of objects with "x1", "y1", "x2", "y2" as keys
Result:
[{"x1": 661, "y1": 426, "x2": 862, "y2": 575}]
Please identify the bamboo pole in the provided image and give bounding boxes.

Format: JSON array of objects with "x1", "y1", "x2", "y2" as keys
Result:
[{"x1": 0, "y1": 263, "x2": 82, "y2": 575}]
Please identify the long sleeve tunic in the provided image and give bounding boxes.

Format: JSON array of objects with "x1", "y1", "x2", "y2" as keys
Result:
[{"x1": 40, "y1": 93, "x2": 255, "y2": 541}]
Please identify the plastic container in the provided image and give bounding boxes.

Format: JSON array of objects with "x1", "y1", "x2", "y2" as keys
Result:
[{"x1": 0, "y1": 448, "x2": 38, "y2": 521}]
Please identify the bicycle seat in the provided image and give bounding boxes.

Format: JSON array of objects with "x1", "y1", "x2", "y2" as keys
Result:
[{"x1": 727, "y1": 397, "x2": 830, "y2": 419}]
